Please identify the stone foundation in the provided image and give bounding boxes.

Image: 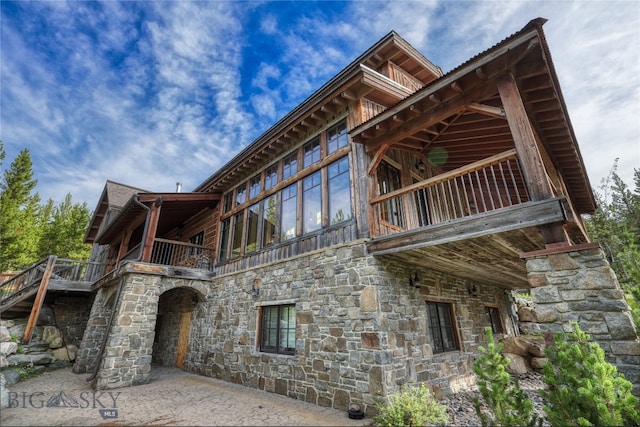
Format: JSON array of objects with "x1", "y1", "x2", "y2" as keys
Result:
[
  {"x1": 75, "y1": 240, "x2": 515, "y2": 415},
  {"x1": 524, "y1": 244, "x2": 640, "y2": 395}
]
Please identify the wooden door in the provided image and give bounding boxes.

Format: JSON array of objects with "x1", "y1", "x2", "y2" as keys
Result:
[{"x1": 174, "y1": 310, "x2": 191, "y2": 369}]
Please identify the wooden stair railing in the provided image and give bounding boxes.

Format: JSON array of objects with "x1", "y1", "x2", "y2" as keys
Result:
[{"x1": 0, "y1": 255, "x2": 57, "y2": 342}]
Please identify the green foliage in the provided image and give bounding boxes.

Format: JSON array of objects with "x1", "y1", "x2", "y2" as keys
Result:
[
  {"x1": 586, "y1": 161, "x2": 640, "y2": 328},
  {"x1": 0, "y1": 143, "x2": 92, "y2": 270},
  {"x1": 373, "y1": 383, "x2": 448, "y2": 427},
  {"x1": 541, "y1": 322, "x2": 640, "y2": 427},
  {"x1": 472, "y1": 327, "x2": 540, "y2": 427}
]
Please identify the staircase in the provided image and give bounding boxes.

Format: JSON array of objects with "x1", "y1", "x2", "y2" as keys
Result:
[{"x1": 0, "y1": 256, "x2": 105, "y2": 342}]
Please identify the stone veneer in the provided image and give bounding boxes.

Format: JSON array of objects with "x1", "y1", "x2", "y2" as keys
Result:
[
  {"x1": 524, "y1": 244, "x2": 640, "y2": 395},
  {"x1": 74, "y1": 240, "x2": 516, "y2": 415}
]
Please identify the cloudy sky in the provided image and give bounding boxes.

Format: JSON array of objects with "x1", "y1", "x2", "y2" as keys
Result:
[{"x1": 1, "y1": 1, "x2": 638, "y2": 210}]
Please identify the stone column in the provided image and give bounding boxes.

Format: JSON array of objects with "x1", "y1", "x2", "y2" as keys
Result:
[{"x1": 523, "y1": 243, "x2": 640, "y2": 394}]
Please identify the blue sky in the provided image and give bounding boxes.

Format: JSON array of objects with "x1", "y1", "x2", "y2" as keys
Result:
[{"x1": 1, "y1": 1, "x2": 638, "y2": 210}]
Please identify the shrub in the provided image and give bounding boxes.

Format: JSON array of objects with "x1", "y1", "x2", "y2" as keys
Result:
[
  {"x1": 472, "y1": 327, "x2": 541, "y2": 427},
  {"x1": 541, "y1": 322, "x2": 640, "y2": 426},
  {"x1": 372, "y1": 382, "x2": 448, "y2": 427}
]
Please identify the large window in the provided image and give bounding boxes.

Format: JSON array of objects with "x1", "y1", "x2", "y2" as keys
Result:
[
  {"x1": 303, "y1": 172, "x2": 322, "y2": 233},
  {"x1": 328, "y1": 157, "x2": 352, "y2": 224},
  {"x1": 261, "y1": 304, "x2": 296, "y2": 355},
  {"x1": 218, "y1": 119, "x2": 353, "y2": 261},
  {"x1": 377, "y1": 161, "x2": 404, "y2": 228},
  {"x1": 426, "y1": 301, "x2": 459, "y2": 353},
  {"x1": 281, "y1": 184, "x2": 297, "y2": 241}
]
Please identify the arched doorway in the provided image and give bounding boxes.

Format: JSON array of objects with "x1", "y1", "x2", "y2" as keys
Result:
[{"x1": 152, "y1": 287, "x2": 201, "y2": 369}]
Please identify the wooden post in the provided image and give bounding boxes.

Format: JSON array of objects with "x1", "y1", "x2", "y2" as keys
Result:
[
  {"x1": 140, "y1": 198, "x2": 162, "y2": 262},
  {"x1": 497, "y1": 72, "x2": 567, "y2": 244},
  {"x1": 23, "y1": 255, "x2": 57, "y2": 343}
]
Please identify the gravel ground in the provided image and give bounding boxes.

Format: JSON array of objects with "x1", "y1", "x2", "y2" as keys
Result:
[{"x1": 442, "y1": 371, "x2": 548, "y2": 426}]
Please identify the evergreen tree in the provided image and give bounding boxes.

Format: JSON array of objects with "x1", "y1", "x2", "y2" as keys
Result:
[
  {"x1": 0, "y1": 146, "x2": 41, "y2": 270},
  {"x1": 38, "y1": 193, "x2": 91, "y2": 260}
]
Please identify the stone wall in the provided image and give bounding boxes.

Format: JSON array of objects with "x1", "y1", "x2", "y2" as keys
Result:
[
  {"x1": 76, "y1": 240, "x2": 516, "y2": 416},
  {"x1": 524, "y1": 244, "x2": 640, "y2": 394}
]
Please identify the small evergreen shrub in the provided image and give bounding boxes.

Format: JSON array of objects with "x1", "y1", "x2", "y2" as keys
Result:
[
  {"x1": 472, "y1": 327, "x2": 541, "y2": 427},
  {"x1": 541, "y1": 322, "x2": 640, "y2": 426},
  {"x1": 372, "y1": 382, "x2": 448, "y2": 427}
]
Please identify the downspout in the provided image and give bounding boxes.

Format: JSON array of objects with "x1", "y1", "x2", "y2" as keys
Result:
[{"x1": 87, "y1": 195, "x2": 151, "y2": 382}]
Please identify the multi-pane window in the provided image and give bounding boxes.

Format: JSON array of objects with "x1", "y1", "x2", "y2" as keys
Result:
[
  {"x1": 262, "y1": 194, "x2": 277, "y2": 247},
  {"x1": 303, "y1": 138, "x2": 321, "y2": 168},
  {"x1": 485, "y1": 306, "x2": 504, "y2": 334},
  {"x1": 245, "y1": 203, "x2": 260, "y2": 253},
  {"x1": 260, "y1": 304, "x2": 296, "y2": 355},
  {"x1": 223, "y1": 193, "x2": 233, "y2": 214},
  {"x1": 328, "y1": 157, "x2": 352, "y2": 224},
  {"x1": 231, "y1": 211, "x2": 244, "y2": 258},
  {"x1": 249, "y1": 175, "x2": 261, "y2": 199},
  {"x1": 281, "y1": 184, "x2": 297, "y2": 241},
  {"x1": 282, "y1": 152, "x2": 298, "y2": 180},
  {"x1": 426, "y1": 301, "x2": 459, "y2": 353},
  {"x1": 264, "y1": 164, "x2": 278, "y2": 190},
  {"x1": 302, "y1": 172, "x2": 322, "y2": 233},
  {"x1": 327, "y1": 121, "x2": 348, "y2": 154}
]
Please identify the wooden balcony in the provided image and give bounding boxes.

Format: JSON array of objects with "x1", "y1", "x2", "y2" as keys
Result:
[{"x1": 367, "y1": 150, "x2": 569, "y2": 289}]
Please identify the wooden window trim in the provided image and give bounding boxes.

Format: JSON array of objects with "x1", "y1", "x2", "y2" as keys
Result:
[{"x1": 425, "y1": 299, "x2": 461, "y2": 354}]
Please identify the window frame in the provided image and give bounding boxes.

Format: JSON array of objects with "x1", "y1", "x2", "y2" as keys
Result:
[
  {"x1": 485, "y1": 305, "x2": 504, "y2": 335},
  {"x1": 259, "y1": 304, "x2": 296, "y2": 355},
  {"x1": 426, "y1": 300, "x2": 460, "y2": 354}
]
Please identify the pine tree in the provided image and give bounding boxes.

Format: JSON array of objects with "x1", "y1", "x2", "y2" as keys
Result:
[
  {"x1": 541, "y1": 322, "x2": 640, "y2": 426},
  {"x1": 0, "y1": 147, "x2": 41, "y2": 270},
  {"x1": 38, "y1": 193, "x2": 91, "y2": 260},
  {"x1": 472, "y1": 327, "x2": 540, "y2": 426}
]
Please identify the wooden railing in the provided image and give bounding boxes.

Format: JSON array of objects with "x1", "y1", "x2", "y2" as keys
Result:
[
  {"x1": 371, "y1": 149, "x2": 531, "y2": 237},
  {"x1": 0, "y1": 256, "x2": 54, "y2": 310},
  {"x1": 387, "y1": 61, "x2": 424, "y2": 92},
  {"x1": 150, "y1": 238, "x2": 215, "y2": 271}
]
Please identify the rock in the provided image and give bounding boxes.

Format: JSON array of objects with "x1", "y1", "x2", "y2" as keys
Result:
[
  {"x1": 7, "y1": 352, "x2": 56, "y2": 367},
  {"x1": 503, "y1": 352, "x2": 531, "y2": 374},
  {"x1": 2, "y1": 369, "x2": 21, "y2": 385},
  {"x1": 42, "y1": 326, "x2": 63, "y2": 349},
  {"x1": 20, "y1": 340, "x2": 49, "y2": 353},
  {"x1": 518, "y1": 305, "x2": 538, "y2": 322},
  {"x1": 0, "y1": 341, "x2": 18, "y2": 356},
  {"x1": 0, "y1": 325, "x2": 11, "y2": 342},
  {"x1": 0, "y1": 319, "x2": 15, "y2": 328},
  {"x1": 500, "y1": 335, "x2": 545, "y2": 358},
  {"x1": 530, "y1": 357, "x2": 548, "y2": 370},
  {"x1": 37, "y1": 305, "x2": 55, "y2": 326},
  {"x1": 52, "y1": 345, "x2": 77, "y2": 362},
  {"x1": 0, "y1": 373, "x2": 8, "y2": 409},
  {"x1": 0, "y1": 355, "x2": 7, "y2": 368},
  {"x1": 48, "y1": 359, "x2": 71, "y2": 370}
]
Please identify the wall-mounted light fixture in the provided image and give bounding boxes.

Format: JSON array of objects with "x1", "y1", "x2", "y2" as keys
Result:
[
  {"x1": 415, "y1": 160, "x2": 426, "y2": 173},
  {"x1": 409, "y1": 272, "x2": 420, "y2": 288},
  {"x1": 251, "y1": 278, "x2": 261, "y2": 297},
  {"x1": 468, "y1": 284, "x2": 478, "y2": 297}
]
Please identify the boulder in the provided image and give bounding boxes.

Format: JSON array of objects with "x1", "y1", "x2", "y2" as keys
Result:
[
  {"x1": 500, "y1": 335, "x2": 545, "y2": 358},
  {"x1": 42, "y1": 326, "x2": 63, "y2": 349},
  {"x1": 0, "y1": 355, "x2": 7, "y2": 369},
  {"x1": 2, "y1": 369, "x2": 21, "y2": 386},
  {"x1": 517, "y1": 305, "x2": 538, "y2": 322},
  {"x1": 0, "y1": 341, "x2": 18, "y2": 356},
  {"x1": 0, "y1": 325, "x2": 11, "y2": 342},
  {"x1": 0, "y1": 373, "x2": 8, "y2": 409},
  {"x1": 52, "y1": 345, "x2": 77, "y2": 362},
  {"x1": 530, "y1": 357, "x2": 548, "y2": 370},
  {"x1": 7, "y1": 352, "x2": 55, "y2": 367},
  {"x1": 503, "y1": 352, "x2": 531, "y2": 374}
]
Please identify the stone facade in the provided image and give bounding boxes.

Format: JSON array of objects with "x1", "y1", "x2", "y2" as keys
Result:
[
  {"x1": 524, "y1": 245, "x2": 640, "y2": 394},
  {"x1": 74, "y1": 240, "x2": 515, "y2": 415}
]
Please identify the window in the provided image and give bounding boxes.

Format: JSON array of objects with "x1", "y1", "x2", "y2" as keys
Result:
[
  {"x1": 302, "y1": 172, "x2": 322, "y2": 233},
  {"x1": 262, "y1": 194, "x2": 277, "y2": 247},
  {"x1": 303, "y1": 137, "x2": 321, "y2": 168},
  {"x1": 282, "y1": 152, "x2": 298, "y2": 180},
  {"x1": 328, "y1": 156, "x2": 352, "y2": 224},
  {"x1": 235, "y1": 184, "x2": 246, "y2": 207},
  {"x1": 218, "y1": 218, "x2": 230, "y2": 262},
  {"x1": 249, "y1": 175, "x2": 261, "y2": 199},
  {"x1": 426, "y1": 301, "x2": 459, "y2": 353},
  {"x1": 485, "y1": 306, "x2": 504, "y2": 334},
  {"x1": 280, "y1": 184, "x2": 297, "y2": 241},
  {"x1": 222, "y1": 193, "x2": 233, "y2": 214},
  {"x1": 231, "y1": 211, "x2": 244, "y2": 257},
  {"x1": 264, "y1": 164, "x2": 278, "y2": 190},
  {"x1": 245, "y1": 203, "x2": 260, "y2": 253},
  {"x1": 327, "y1": 121, "x2": 348, "y2": 154},
  {"x1": 261, "y1": 304, "x2": 296, "y2": 355}
]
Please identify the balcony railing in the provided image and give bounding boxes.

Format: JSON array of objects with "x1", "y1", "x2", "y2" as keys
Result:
[
  {"x1": 371, "y1": 149, "x2": 530, "y2": 237},
  {"x1": 149, "y1": 238, "x2": 215, "y2": 271}
]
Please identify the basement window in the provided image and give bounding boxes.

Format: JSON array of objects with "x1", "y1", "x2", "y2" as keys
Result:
[
  {"x1": 260, "y1": 304, "x2": 296, "y2": 355},
  {"x1": 426, "y1": 301, "x2": 459, "y2": 353}
]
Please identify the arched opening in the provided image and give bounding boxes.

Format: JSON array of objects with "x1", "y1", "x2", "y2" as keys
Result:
[{"x1": 152, "y1": 287, "x2": 202, "y2": 369}]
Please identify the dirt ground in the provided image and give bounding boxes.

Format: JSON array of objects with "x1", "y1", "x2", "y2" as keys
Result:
[{"x1": 1, "y1": 366, "x2": 371, "y2": 426}]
